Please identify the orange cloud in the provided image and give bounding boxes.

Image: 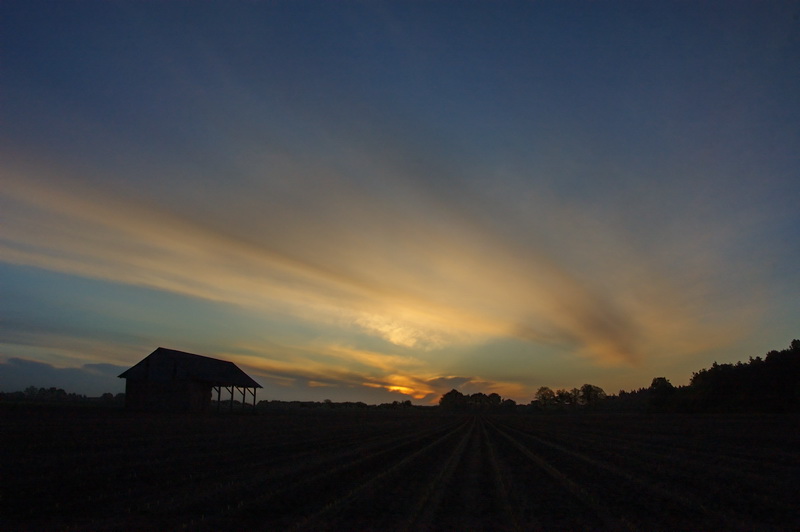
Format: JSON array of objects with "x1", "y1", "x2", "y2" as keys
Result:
[{"x1": 1, "y1": 158, "x2": 763, "y2": 378}]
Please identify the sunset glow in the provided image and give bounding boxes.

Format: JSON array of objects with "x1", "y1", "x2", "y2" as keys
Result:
[{"x1": 2, "y1": 1, "x2": 798, "y2": 402}]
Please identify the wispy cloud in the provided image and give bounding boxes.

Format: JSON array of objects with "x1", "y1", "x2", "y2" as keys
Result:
[
  {"x1": 1, "y1": 154, "x2": 765, "y2": 378},
  {"x1": 2, "y1": 1, "x2": 797, "y2": 405},
  {"x1": 217, "y1": 341, "x2": 527, "y2": 404},
  {"x1": 0, "y1": 357, "x2": 127, "y2": 396}
]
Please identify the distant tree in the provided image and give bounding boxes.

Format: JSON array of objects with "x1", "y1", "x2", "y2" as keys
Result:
[
  {"x1": 555, "y1": 389, "x2": 574, "y2": 409},
  {"x1": 650, "y1": 377, "x2": 675, "y2": 393},
  {"x1": 385, "y1": 400, "x2": 413, "y2": 409},
  {"x1": 487, "y1": 393, "x2": 502, "y2": 407},
  {"x1": 570, "y1": 388, "x2": 582, "y2": 407},
  {"x1": 534, "y1": 386, "x2": 556, "y2": 409},
  {"x1": 439, "y1": 389, "x2": 467, "y2": 410},
  {"x1": 580, "y1": 384, "x2": 606, "y2": 408},
  {"x1": 468, "y1": 392, "x2": 489, "y2": 409},
  {"x1": 500, "y1": 398, "x2": 517, "y2": 411},
  {"x1": 648, "y1": 377, "x2": 676, "y2": 412}
]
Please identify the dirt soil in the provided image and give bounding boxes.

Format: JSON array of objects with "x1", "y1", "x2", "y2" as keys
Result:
[{"x1": 2, "y1": 404, "x2": 799, "y2": 531}]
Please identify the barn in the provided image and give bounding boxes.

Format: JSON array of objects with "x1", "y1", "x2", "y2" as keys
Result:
[{"x1": 118, "y1": 347, "x2": 262, "y2": 412}]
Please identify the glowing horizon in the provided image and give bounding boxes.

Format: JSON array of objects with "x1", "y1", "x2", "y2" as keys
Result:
[{"x1": 2, "y1": 2, "x2": 798, "y2": 403}]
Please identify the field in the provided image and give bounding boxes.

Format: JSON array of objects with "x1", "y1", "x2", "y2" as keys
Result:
[{"x1": 2, "y1": 405, "x2": 799, "y2": 531}]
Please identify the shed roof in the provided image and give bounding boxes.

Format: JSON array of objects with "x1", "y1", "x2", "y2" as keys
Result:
[{"x1": 118, "y1": 347, "x2": 262, "y2": 388}]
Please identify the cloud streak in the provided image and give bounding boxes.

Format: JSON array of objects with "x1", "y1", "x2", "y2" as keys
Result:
[
  {"x1": 1, "y1": 150, "x2": 764, "y2": 377},
  {"x1": 0, "y1": 357, "x2": 127, "y2": 397},
  {"x1": 222, "y1": 342, "x2": 525, "y2": 404},
  {"x1": 2, "y1": 2, "x2": 797, "y2": 403}
]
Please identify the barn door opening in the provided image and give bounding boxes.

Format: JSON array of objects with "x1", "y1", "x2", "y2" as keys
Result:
[{"x1": 213, "y1": 385, "x2": 257, "y2": 413}]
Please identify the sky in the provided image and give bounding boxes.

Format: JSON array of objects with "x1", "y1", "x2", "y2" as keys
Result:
[{"x1": 2, "y1": 1, "x2": 799, "y2": 403}]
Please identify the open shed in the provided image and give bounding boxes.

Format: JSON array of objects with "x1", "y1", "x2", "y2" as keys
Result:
[{"x1": 119, "y1": 347, "x2": 262, "y2": 412}]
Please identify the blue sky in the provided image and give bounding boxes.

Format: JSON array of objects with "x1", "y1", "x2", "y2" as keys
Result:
[{"x1": 2, "y1": 1, "x2": 798, "y2": 403}]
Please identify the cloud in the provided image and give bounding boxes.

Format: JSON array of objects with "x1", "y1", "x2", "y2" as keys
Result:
[
  {"x1": 219, "y1": 343, "x2": 527, "y2": 404},
  {"x1": 221, "y1": 343, "x2": 433, "y2": 400},
  {"x1": 0, "y1": 357, "x2": 127, "y2": 396},
  {"x1": 1, "y1": 151, "x2": 765, "y2": 373},
  {"x1": 425, "y1": 376, "x2": 472, "y2": 390}
]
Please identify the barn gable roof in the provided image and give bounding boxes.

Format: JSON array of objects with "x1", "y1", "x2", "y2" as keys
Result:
[{"x1": 118, "y1": 347, "x2": 262, "y2": 388}]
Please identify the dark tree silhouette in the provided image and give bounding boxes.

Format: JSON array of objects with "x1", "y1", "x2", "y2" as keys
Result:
[
  {"x1": 555, "y1": 389, "x2": 572, "y2": 408},
  {"x1": 689, "y1": 339, "x2": 800, "y2": 412},
  {"x1": 487, "y1": 393, "x2": 502, "y2": 407},
  {"x1": 439, "y1": 389, "x2": 467, "y2": 410},
  {"x1": 648, "y1": 377, "x2": 676, "y2": 412},
  {"x1": 500, "y1": 398, "x2": 517, "y2": 411},
  {"x1": 609, "y1": 340, "x2": 800, "y2": 413},
  {"x1": 435, "y1": 340, "x2": 800, "y2": 415},
  {"x1": 533, "y1": 386, "x2": 555, "y2": 409},
  {"x1": 580, "y1": 384, "x2": 606, "y2": 408}
]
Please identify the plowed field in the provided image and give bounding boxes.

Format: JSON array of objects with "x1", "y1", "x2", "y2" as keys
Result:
[{"x1": 2, "y1": 406, "x2": 798, "y2": 530}]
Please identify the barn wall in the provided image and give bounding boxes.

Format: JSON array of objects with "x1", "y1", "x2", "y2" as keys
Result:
[{"x1": 125, "y1": 380, "x2": 212, "y2": 412}]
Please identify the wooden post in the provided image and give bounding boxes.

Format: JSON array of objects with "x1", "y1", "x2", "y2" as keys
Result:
[
  {"x1": 216, "y1": 386, "x2": 221, "y2": 412},
  {"x1": 229, "y1": 386, "x2": 234, "y2": 412}
]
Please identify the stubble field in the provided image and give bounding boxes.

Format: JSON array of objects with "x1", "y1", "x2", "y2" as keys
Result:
[{"x1": 2, "y1": 405, "x2": 799, "y2": 531}]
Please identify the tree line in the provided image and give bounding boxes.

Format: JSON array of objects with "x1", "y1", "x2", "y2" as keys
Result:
[
  {"x1": 439, "y1": 383, "x2": 606, "y2": 412},
  {"x1": 0, "y1": 386, "x2": 125, "y2": 405},
  {"x1": 439, "y1": 340, "x2": 800, "y2": 414},
  {"x1": 4, "y1": 340, "x2": 797, "y2": 413},
  {"x1": 613, "y1": 339, "x2": 800, "y2": 413},
  {"x1": 438, "y1": 390, "x2": 519, "y2": 411}
]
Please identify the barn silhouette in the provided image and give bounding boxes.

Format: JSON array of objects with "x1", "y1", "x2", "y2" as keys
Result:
[{"x1": 119, "y1": 347, "x2": 262, "y2": 412}]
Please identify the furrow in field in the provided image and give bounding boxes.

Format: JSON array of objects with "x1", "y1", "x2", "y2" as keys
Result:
[
  {"x1": 285, "y1": 418, "x2": 473, "y2": 531},
  {"x1": 178, "y1": 421, "x2": 462, "y2": 530},
  {"x1": 487, "y1": 420, "x2": 636, "y2": 531},
  {"x1": 490, "y1": 418, "x2": 751, "y2": 531},
  {"x1": 511, "y1": 415, "x2": 800, "y2": 471},
  {"x1": 5, "y1": 407, "x2": 800, "y2": 531},
  {"x1": 480, "y1": 417, "x2": 528, "y2": 531},
  {"x1": 6, "y1": 424, "x2": 406, "y2": 522},
  {"x1": 191, "y1": 418, "x2": 468, "y2": 530},
  {"x1": 399, "y1": 416, "x2": 476, "y2": 531},
  {"x1": 496, "y1": 415, "x2": 800, "y2": 527},
  {"x1": 3, "y1": 410, "x2": 459, "y2": 530},
  {"x1": 123, "y1": 426, "x2": 442, "y2": 523},
  {"x1": 509, "y1": 420, "x2": 781, "y2": 489},
  {"x1": 418, "y1": 416, "x2": 525, "y2": 531}
]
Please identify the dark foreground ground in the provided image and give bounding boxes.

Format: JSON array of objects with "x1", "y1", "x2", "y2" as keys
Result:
[{"x1": 2, "y1": 405, "x2": 799, "y2": 531}]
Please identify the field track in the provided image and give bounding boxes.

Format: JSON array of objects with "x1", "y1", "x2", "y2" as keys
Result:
[{"x1": 2, "y1": 405, "x2": 799, "y2": 531}]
